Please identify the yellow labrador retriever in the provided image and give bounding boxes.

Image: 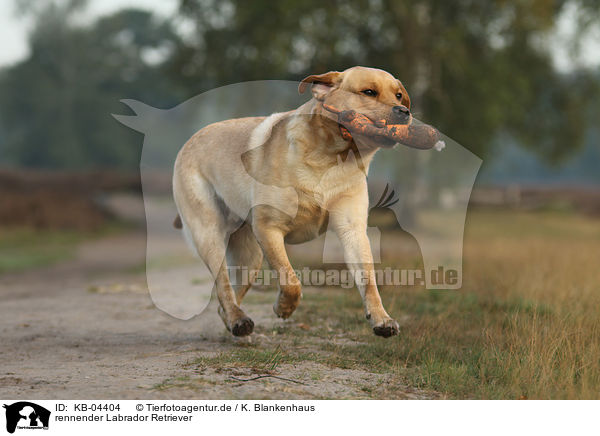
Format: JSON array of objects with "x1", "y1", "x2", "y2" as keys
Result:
[{"x1": 173, "y1": 66, "x2": 413, "y2": 338}]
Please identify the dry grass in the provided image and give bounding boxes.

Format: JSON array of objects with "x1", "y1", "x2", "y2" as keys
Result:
[
  {"x1": 455, "y1": 210, "x2": 600, "y2": 398},
  {"x1": 272, "y1": 209, "x2": 600, "y2": 399}
]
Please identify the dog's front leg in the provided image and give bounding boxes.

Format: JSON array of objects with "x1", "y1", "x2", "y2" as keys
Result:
[
  {"x1": 329, "y1": 198, "x2": 400, "y2": 338},
  {"x1": 253, "y1": 224, "x2": 302, "y2": 319}
]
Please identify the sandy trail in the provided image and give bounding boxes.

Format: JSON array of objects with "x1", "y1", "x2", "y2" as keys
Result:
[{"x1": 0, "y1": 205, "x2": 435, "y2": 399}]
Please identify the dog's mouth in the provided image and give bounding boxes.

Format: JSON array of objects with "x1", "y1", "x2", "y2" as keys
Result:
[{"x1": 323, "y1": 103, "x2": 440, "y2": 150}]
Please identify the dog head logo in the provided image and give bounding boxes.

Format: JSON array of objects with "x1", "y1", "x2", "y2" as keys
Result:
[
  {"x1": 3, "y1": 402, "x2": 50, "y2": 433},
  {"x1": 114, "y1": 80, "x2": 481, "y2": 321}
]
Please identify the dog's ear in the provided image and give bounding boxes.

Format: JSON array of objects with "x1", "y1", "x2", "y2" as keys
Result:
[
  {"x1": 298, "y1": 71, "x2": 342, "y2": 101},
  {"x1": 397, "y1": 80, "x2": 411, "y2": 109}
]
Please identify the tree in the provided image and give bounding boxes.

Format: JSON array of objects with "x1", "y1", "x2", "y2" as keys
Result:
[
  {"x1": 173, "y1": 0, "x2": 600, "y2": 161},
  {"x1": 0, "y1": 1, "x2": 183, "y2": 168}
]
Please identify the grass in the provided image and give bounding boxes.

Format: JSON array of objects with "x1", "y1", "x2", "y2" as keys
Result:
[
  {"x1": 229, "y1": 209, "x2": 600, "y2": 399},
  {"x1": 186, "y1": 345, "x2": 321, "y2": 373},
  {"x1": 0, "y1": 224, "x2": 126, "y2": 275},
  {"x1": 346, "y1": 209, "x2": 600, "y2": 399}
]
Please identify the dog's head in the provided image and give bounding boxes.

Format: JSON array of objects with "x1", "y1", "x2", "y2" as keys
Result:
[{"x1": 299, "y1": 66, "x2": 412, "y2": 147}]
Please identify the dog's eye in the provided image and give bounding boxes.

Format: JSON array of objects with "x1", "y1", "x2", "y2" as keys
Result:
[
  {"x1": 396, "y1": 92, "x2": 403, "y2": 100},
  {"x1": 361, "y1": 89, "x2": 378, "y2": 97}
]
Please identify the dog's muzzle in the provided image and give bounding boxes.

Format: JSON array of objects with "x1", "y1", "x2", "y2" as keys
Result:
[{"x1": 392, "y1": 105, "x2": 411, "y2": 124}]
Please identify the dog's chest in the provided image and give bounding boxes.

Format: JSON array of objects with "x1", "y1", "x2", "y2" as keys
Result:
[
  {"x1": 285, "y1": 192, "x2": 329, "y2": 244},
  {"x1": 284, "y1": 190, "x2": 329, "y2": 244},
  {"x1": 283, "y1": 162, "x2": 365, "y2": 244}
]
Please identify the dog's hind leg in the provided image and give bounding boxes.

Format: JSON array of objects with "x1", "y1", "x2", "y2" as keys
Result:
[
  {"x1": 174, "y1": 175, "x2": 254, "y2": 336},
  {"x1": 226, "y1": 223, "x2": 263, "y2": 305}
]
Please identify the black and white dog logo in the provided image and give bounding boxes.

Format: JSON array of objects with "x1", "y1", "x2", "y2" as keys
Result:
[{"x1": 3, "y1": 402, "x2": 50, "y2": 433}]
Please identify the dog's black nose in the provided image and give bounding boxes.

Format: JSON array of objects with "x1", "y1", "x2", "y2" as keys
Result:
[{"x1": 393, "y1": 105, "x2": 410, "y2": 116}]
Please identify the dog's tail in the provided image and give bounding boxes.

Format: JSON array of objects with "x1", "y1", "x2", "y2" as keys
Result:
[{"x1": 173, "y1": 214, "x2": 183, "y2": 229}]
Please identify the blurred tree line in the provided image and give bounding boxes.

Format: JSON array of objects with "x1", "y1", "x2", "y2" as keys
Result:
[{"x1": 0, "y1": 0, "x2": 598, "y2": 169}]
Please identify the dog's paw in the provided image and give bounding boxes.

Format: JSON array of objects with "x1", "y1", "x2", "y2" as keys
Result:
[
  {"x1": 273, "y1": 291, "x2": 301, "y2": 319},
  {"x1": 273, "y1": 302, "x2": 295, "y2": 319},
  {"x1": 372, "y1": 318, "x2": 399, "y2": 338},
  {"x1": 231, "y1": 316, "x2": 254, "y2": 337}
]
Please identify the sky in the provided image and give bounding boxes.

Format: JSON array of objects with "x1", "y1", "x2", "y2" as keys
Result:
[
  {"x1": 0, "y1": 0, "x2": 598, "y2": 72},
  {"x1": 0, "y1": 0, "x2": 178, "y2": 66}
]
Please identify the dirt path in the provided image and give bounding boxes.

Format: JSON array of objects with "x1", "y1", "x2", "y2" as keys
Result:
[{"x1": 0, "y1": 228, "x2": 436, "y2": 400}]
